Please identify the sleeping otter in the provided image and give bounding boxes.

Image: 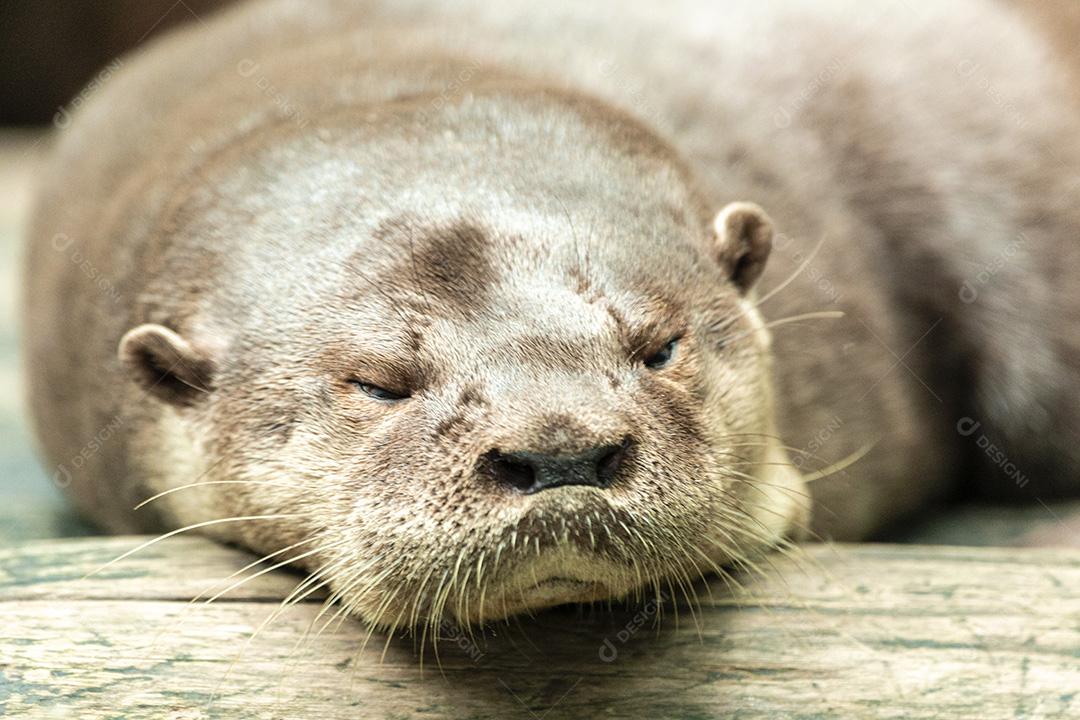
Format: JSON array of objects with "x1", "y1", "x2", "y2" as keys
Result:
[{"x1": 23, "y1": 0, "x2": 1080, "y2": 629}]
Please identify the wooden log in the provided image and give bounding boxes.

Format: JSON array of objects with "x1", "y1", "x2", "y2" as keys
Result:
[{"x1": 1, "y1": 537, "x2": 1078, "y2": 719}]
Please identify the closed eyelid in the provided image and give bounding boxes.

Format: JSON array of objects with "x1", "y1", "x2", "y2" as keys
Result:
[
  {"x1": 314, "y1": 339, "x2": 437, "y2": 388},
  {"x1": 620, "y1": 306, "x2": 687, "y2": 355},
  {"x1": 349, "y1": 379, "x2": 410, "y2": 401}
]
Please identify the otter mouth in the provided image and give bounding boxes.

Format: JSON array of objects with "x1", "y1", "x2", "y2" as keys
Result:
[
  {"x1": 530, "y1": 576, "x2": 600, "y2": 593},
  {"x1": 526, "y1": 576, "x2": 607, "y2": 605},
  {"x1": 534, "y1": 576, "x2": 591, "y2": 587}
]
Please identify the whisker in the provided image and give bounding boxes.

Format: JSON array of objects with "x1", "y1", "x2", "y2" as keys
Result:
[
  {"x1": 133, "y1": 479, "x2": 298, "y2": 510},
  {"x1": 84, "y1": 514, "x2": 301, "y2": 579},
  {"x1": 802, "y1": 440, "x2": 878, "y2": 482},
  {"x1": 752, "y1": 233, "x2": 829, "y2": 309},
  {"x1": 203, "y1": 540, "x2": 345, "y2": 605},
  {"x1": 211, "y1": 559, "x2": 341, "y2": 706},
  {"x1": 712, "y1": 310, "x2": 845, "y2": 346}
]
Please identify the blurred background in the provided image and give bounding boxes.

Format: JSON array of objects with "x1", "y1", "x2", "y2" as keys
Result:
[
  {"x1": 0, "y1": 0, "x2": 237, "y2": 542},
  {"x1": 1, "y1": 0, "x2": 1078, "y2": 546}
]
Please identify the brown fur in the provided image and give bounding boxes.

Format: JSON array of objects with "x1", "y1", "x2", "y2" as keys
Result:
[{"x1": 22, "y1": 0, "x2": 1080, "y2": 629}]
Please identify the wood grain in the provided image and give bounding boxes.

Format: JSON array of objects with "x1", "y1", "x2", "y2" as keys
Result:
[{"x1": 1, "y1": 537, "x2": 1078, "y2": 719}]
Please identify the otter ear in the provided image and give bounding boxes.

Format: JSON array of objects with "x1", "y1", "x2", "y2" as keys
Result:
[
  {"x1": 118, "y1": 324, "x2": 214, "y2": 407},
  {"x1": 712, "y1": 201, "x2": 774, "y2": 294}
]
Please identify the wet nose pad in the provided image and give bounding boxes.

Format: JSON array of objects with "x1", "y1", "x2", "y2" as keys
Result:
[{"x1": 484, "y1": 437, "x2": 633, "y2": 493}]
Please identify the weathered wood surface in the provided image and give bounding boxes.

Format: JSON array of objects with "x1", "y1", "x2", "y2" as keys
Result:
[{"x1": 1, "y1": 538, "x2": 1078, "y2": 719}]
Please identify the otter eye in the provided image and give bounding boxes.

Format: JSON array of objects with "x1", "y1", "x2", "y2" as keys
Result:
[
  {"x1": 643, "y1": 337, "x2": 680, "y2": 370},
  {"x1": 349, "y1": 380, "x2": 409, "y2": 402}
]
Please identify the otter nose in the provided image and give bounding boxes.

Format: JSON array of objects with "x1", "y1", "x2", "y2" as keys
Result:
[{"x1": 485, "y1": 438, "x2": 632, "y2": 494}]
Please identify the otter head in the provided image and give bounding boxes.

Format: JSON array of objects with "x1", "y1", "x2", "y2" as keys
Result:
[{"x1": 118, "y1": 85, "x2": 807, "y2": 631}]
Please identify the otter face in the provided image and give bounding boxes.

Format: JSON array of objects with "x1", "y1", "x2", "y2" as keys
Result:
[{"x1": 119, "y1": 90, "x2": 803, "y2": 629}]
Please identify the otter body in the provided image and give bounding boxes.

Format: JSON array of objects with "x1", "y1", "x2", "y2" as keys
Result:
[{"x1": 24, "y1": 0, "x2": 1080, "y2": 625}]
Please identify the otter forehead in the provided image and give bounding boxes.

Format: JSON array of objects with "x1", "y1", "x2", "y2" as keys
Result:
[
  {"x1": 188, "y1": 88, "x2": 724, "y2": 364},
  {"x1": 360, "y1": 214, "x2": 694, "y2": 322},
  {"x1": 335, "y1": 212, "x2": 718, "y2": 381}
]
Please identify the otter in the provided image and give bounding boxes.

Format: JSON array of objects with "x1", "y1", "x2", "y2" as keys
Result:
[{"x1": 23, "y1": 0, "x2": 1080, "y2": 630}]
